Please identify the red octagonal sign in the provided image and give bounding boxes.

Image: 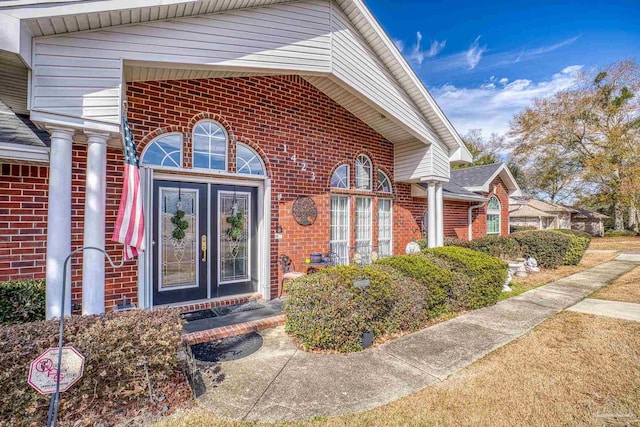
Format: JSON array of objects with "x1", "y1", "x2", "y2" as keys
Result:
[{"x1": 28, "y1": 346, "x2": 85, "y2": 395}]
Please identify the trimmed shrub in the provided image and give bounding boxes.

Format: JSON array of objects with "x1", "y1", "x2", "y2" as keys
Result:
[
  {"x1": 0, "y1": 309, "x2": 185, "y2": 426},
  {"x1": 0, "y1": 279, "x2": 45, "y2": 325},
  {"x1": 557, "y1": 229, "x2": 592, "y2": 240},
  {"x1": 371, "y1": 264, "x2": 433, "y2": 334},
  {"x1": 550, "y1": 230, "x2": 590, "y2": 265},
  {"x1": 510, "y1": 225, "x2": 537, "y2": 233},
  {"x1": 377, "y1": 254, "x2": 452, "y2": 316},
  {"x1": 604, "y1": 230, "x2": 638, "y2": 237},
  {"x1": 444, "y1": 237, "x2": 472, "y2": 248},
  {"x1": 426, "y1": 247, "x2": 507, "y2": 309},
  {"x1": 284, "y1": 265, "x2": 393, "y2": 352},
  {"x1": 511, "y1": 230, "x2": 572, "y2": 268},
  {"x1": 468, "y1": 235, "x2": 523, "y2": 260}
]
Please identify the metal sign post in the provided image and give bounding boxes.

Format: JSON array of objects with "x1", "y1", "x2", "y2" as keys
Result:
[{"x1": 42, "y1": 246, "x2": 125, "y2": 427}]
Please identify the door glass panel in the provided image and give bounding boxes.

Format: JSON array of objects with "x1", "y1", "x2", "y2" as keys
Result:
[
  {"x1": 159, "y1": 188, "x2": 198, "y2": 290},
  {"x1": 219, "y1": 191, "x2": 250, "y2": 283}
]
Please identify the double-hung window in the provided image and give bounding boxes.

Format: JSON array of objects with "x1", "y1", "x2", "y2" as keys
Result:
[
  {"x1": 378, "y1": 199, "x2": 392, "y2": 258},
  {"x1": 487, "y1": 196, "x2": 501, "y2": 235}
]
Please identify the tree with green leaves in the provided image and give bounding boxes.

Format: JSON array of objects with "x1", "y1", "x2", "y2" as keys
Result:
[{"x1": 509, "y1": 60, "x2": 640, "y2": 229}]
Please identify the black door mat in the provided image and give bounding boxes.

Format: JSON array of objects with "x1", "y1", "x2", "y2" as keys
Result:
[{"x1": 190, "y1": 332, "x2": 264, "y2": 363}]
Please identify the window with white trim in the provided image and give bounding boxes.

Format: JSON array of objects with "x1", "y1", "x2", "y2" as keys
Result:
[
  {"x1": 487, "y1": 196, "x2": 501, "y2": 235},
  {"x1": 355, "y1": 197, "x2": 373, "y2": 255},
  {"x1": 377, "y1": 170, "x2": 392, "y2": 193},
  {"x1": 330, "y1": 164, "x2": 349, "y2": 189},
  {"x1": 192, "y1": 120, "x2": 228, "y2": 171},
  {"x1": 378, "y1": 199, "x2": 392, "y2": 258},
  {"x1": 236, "y1": 143, "x2": 265, "y2": 176},
  {"x1": 330, "y1": 196, "x2": 350, "y2": 265},
  {"x1": 141, "y1": 133, "x2": 182, "y2": 168},
  {"x1": 355, "y1": 155, "x2": 372, "y2": 190}
]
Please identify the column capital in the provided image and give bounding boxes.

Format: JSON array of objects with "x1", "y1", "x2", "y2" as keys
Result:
[
  {"x1": 47, "y1": 126, "x2": 75, "y2": 140},
  {"x1": 84, "y1": 131, "x2": 110, "y2": 145}
]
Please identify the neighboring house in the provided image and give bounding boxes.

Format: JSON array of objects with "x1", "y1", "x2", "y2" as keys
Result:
[
  {"x1": 570, "y1": 207, "x2": 609, "y2": 236},
  {"x1": 1, "y1": 0, "x2": 514, "y2": 319},
  {"x1": 413, "y1": 163, "x2": 521, "y2": 240},
  {"x1": 509, "y1": 198, "x2": 576, "y2": 230}
]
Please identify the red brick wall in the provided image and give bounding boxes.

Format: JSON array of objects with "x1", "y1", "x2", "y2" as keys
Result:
[
  {"x1": 444, "y1": 200, "x2": 472, "y2": 240},
  {"x1": 126, "y1": 75, "x2": 424, "y2": 300},
  {"x1": 470, "y1": 175, "x2": 510, "y2": 239},
  {"x1": 0, "y1": 163, "x2": 49, "y2": 281}
]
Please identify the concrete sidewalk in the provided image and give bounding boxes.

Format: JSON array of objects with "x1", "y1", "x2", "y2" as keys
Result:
[
  {"x1": 568, "y1": 298, "x2": 640, "y2": 321},
  {"x1": 197, "y1": 255, "x2": 640, "y2": 423}
]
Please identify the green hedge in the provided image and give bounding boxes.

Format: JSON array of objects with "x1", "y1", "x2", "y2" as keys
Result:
[
  {"x1": 468, "y1": 235, "x2": 523, "y2": 260},
  {"x1": 510, "y1": 225, "x2": 538, "y2": 233},
  {"x1": 551, "y1": 230, "x2": 590, "y2": 265},
  {"x1": 556, "y1": 229, "x2": 592, "y2": 240},
  {"x1": 284, "y1": 266, "x2": 393, "y2": 352},
  {"x1": 426, "y1": 247, "x2": 507, "y2": 309},
  {"x1": 604, "y1": 230, "x2": 638, "y2": 237},
  {"x1": 0, "y1": 309, "x2": 185, "y2": 426},
  {"x1": 0, "y1": 279, "x2": 45, "y2": 325},
  {"x1": 285, "y1": 250, "x2": 508, "y2": 353},
  {"x1": 511, "y1": 230, "x2": 572, "y2": 268}
]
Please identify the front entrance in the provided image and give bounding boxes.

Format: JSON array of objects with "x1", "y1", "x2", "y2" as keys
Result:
[{"x1": 152, "y1": 180, "x2": 258, "y2": 306}]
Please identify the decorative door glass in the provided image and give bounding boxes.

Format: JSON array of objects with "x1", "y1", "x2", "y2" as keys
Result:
[
  {"x1": 330, "y1": 196, "x2": 350, "y2": 265},
  {"x1": 159, "y1": 188, "x2": 198, "y2": 290},
  {"x1": 219, "y1": 191, "x2": 250, "y2": 283},
  {"x1": 378, "y1": 199, "x2": 392, "y2": 258},
  {"x1": 355, "y1": 197, "x2": 373, "y2": 261}
]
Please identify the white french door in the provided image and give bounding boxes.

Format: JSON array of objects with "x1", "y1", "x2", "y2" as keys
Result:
[{"x1": 330, "y1": 196, "x2": 350, "y2": 265}]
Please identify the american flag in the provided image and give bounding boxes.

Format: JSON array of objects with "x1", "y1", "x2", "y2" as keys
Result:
[{"x1": 112, "y1": 113, "x2": 145, "y2": 260}]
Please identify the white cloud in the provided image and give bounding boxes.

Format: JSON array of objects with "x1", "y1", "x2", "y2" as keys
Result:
[
  {"x1": 431, "y1": 65, "x2": 583, "y2": 137},
  {"x1": 496, "y1": 36, "x2": 581, "y2": 66},
  {"x1": 403, "y1": 32, "x2": 446, "y2": 66},
  {"x1": 465, "y1": 36, "x2": 487, "y2": 70}
]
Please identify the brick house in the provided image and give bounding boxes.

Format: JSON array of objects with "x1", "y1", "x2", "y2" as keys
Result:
[{"x1": 0, "y1": 0, "x2": 518, "y2": 318}]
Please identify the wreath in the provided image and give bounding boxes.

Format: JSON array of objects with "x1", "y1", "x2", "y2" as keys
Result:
[
  {"x1": 226, "y1": 211, "x2": 244, "y2": 240},
  {"x1": 170, "y1": 209, "x2": 189, "y2": 240}
]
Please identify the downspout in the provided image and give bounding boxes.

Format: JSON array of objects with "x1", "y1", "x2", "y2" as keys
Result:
[{"x1": 468, "y1": 202, "x2": 485, "y2": 240}]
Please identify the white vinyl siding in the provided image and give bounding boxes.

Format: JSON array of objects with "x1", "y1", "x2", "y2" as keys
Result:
[
  {"x1": 394, "y1": 139, "x2": 450, "y2": 182},
  {"x1": 330, "y1": 196, "x2": 349, "y2": 265},
  {"x1": 31, "y1": 0, "x2": 332, "y2": 125},
  {"x1": 378, "y1": 199, "x2": 392, "y2": 258},
  {"x1": 355, "y1": 197, "x2": 372, "y2": 255}
]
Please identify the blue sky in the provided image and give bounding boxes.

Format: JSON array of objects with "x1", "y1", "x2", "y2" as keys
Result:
[{"x1": 365, "y1": 0, "x2": 640, "y2": 136}]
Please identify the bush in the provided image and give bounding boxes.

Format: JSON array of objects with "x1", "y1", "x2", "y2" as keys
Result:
[
  {"x1": 604, "y1": 230, "x2": 638, "y2": 237},
  {"x1": 0, "y1": 279, "x2": 45, "y2": 325},
  {"x1": 425, "y1": 247, "x2": 507, "y2": 309},
  {"x1": 511, "y1": 230, "x2": 572, "y2": 269},
  {"x1": 469, "y1": 236, "x2": 523, "y2": 260},
  {"x1": 551, "y1": 230, "x2": 590, "y2": 266},
  {"x1": 284, "y1": 266, "x2": 393, "y2": 352},
  {"x1": 510, "y1": 225, "x2": 537, "y2": 233},
  {"x1": 557, "y1": 229, "x2": 592, "y2": 240},
  {"x1": 444, "y1": 237, "x2": 472, "y2": 248},
  {"x1": 377, "y1": 254, "x2": 452, "y2": 316},
  {"x1": 0, "y1": 309, "x2": 185, "y2": 426}
]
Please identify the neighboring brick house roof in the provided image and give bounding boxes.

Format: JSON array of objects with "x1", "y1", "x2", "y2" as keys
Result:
[
  {"x1": 0, "y1": 99, "x2": 50, "y2": 147},
  {"x1": 509, "y1": 204, "x2": 556, "y2": 218},
  {"x1": 510, "y1": 197, "x2": 576, "y2": 214},
  {"x1": 570, "y1": 206, "x2": 610, "y2": 219}
]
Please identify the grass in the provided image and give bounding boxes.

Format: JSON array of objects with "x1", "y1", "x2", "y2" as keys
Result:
[
  {"x1": 588, "y1": 236, "x2": 640, "y2": 251},
  {"x1": 499, "y1": 250, "x2": 619, "y2": 300},
  {"x1": 155, "y1": 312, "x2": 640, "y2": 427},
  {"x1": 590, "y1": 266, "x2": 640, "y2": 304}
]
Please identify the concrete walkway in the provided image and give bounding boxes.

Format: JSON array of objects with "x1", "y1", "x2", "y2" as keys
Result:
[
  {"x1": 197, "y1": 254, "x2": 640, "y2": 423},
  {"x1": 567, "y1": 298, "x2": 640, "y2": 321}
]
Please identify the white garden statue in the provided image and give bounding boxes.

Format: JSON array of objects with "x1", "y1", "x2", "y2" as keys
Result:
[{"x1": 524, "y1": 256, "x2": 540, "y2": 273}]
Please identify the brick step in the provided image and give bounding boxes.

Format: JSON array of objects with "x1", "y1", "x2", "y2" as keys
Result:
[{"x1": 182, "y1": 314, "x2": 285, "y2": 345}]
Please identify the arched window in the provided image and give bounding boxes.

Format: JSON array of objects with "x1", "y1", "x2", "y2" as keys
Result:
[
  {"x1": 487, "y1": 196, "x2": 501, "y2": 235},
  {"x1": 192, "y1": 120, "x2": 228, "y2": 171},
  {"x1": 140, "y1": 133, "x2": 182, "y2": 168},
  {"x1": 330, "y1": 164, "x2": 349, "y2": 189},
  {"x1": 236, "y1": 143, "x2": 265, "y2": 176},
  {"x1": 355, "y1": 154, "x2": 372, "y2": 190},
  {"x1": 377, "y1": 170, "x2": 392, "y2": 193}
]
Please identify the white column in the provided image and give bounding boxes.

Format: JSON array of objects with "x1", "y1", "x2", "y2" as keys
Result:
[
  {"x1": 427, "y1": 182, "x2": 436, "y2": 248},
  {"x1": 82, "y1": 132, "x2": 109, "y2": 315},
  {"x1": 46, "y1": 127, "x2": 74, "y2": 320},
  {"x1": 435, "y1": 182, "x2": 444, "y2": 247}
]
